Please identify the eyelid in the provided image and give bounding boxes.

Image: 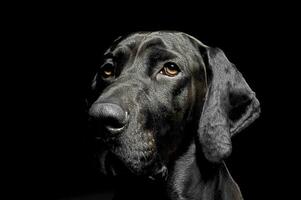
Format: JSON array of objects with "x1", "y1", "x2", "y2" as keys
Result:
[
  {"x1": 98, "y1": 59, "x2": 115, "y2": 79},
  {"x1": 163, "y1": 60, "x2": 182, "y2": 70},
  {"x1": 151, "y1": 61, "x2": 181, "y2": 79},
  {"x1": 100, "y1": 60, "x2": 114, "y2": 72},
  {"x1": 102, "y1": 58, "x2": 114, "y2": 66}
]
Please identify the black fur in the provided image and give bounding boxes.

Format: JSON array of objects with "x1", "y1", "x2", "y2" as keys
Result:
[{"x1": 88, "y1": 31, "x2": 260, "y2": 200}]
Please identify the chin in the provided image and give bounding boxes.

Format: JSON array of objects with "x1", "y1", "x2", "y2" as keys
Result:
[{"x1": 104, "y1": 148, "x2": 167, "y2": 180}]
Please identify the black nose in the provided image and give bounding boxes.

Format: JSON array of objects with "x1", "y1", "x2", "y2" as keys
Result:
[{"x1": 89, "y1": 103, "x2": 128, "y2": 133}]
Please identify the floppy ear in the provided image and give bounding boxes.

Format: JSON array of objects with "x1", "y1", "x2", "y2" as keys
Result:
[{"x1": 197, "y1": 45, "x2": 260, "y2": 163}]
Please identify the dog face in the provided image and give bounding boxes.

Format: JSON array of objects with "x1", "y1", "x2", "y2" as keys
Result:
[
  {"x1": 88, "y1": 31, "x2": 260, "y2": 179},
  {"x1": 89, "y1": 32, "x2": 207, "y2": 177}
]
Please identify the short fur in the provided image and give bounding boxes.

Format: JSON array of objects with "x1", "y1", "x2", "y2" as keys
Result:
[{"x1": 88, "y1": 31, "x2": 260, "y2": 200}]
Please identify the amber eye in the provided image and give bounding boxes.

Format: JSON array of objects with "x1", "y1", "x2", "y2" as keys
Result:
[
  {"x1": 160, "y1": 62, "x2": 180, "y2": 77},
  {"x1": 100, "y1": 63, "x2": 115, "y2": 79}
]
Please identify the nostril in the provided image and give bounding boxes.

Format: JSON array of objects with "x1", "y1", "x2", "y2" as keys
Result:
[{"x1": 89, "y1": 103, "x2": 128, "y2": 131}]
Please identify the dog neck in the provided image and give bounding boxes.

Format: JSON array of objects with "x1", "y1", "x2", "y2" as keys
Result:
[
  {"x1": 112, "y1": 139, "x2": 243, "y2": 200},
  {"x1": 167, "y1": 140, "x2": 243, "y2": 200}
]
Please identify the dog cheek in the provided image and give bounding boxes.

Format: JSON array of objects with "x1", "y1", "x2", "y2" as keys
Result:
[{"x1": 172, "y1": 88, "x2": 190, "y2": 120}]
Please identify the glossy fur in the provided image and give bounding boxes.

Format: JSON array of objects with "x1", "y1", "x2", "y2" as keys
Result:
[{"x1": 88, "y1": 31, "x2": 260, "y2": 200}]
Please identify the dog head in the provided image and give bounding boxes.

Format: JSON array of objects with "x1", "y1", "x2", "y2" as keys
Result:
[{"x1": 88, "y1": 31, "x2": 260, "y2": 179}]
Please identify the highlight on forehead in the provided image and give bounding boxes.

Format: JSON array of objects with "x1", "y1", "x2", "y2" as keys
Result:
[
  {"x1": 106, "y1": 31, "x2": 194, "y2": 54},
  {"x1": 137, "y1": 37, "x2": 167, "y2": 56},
  {"x1": 103, "y1": 31, "x2": 208, "y2": 74}
]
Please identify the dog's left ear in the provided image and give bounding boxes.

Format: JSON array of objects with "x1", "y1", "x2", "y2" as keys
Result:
[{"x1": 187, "y1": 35, "x2": 260, "y2": 162}]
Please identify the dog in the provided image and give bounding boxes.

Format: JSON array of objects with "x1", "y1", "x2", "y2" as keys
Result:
[{"x1": 88, "y1": 31, "x2": 260, "y2": 200}]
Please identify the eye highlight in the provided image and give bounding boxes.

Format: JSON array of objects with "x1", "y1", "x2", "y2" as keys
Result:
[
  {"x1": 100, "y1": 63, "x2": 115, "y2": 79},
  {"x1": 160, "y1": 62, "x2": 181, "y2": 77}
]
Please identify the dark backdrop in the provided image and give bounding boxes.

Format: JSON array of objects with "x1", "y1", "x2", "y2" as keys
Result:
[{"x1": 11, "y1": 2, "x2": 298, "y2": 200}]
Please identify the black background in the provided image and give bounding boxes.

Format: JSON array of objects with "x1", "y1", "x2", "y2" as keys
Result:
[{"x1": 8, "y1": 2, "x2": 299, "y2": 200}]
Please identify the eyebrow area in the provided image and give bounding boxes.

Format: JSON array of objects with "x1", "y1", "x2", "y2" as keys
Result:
[{"x1": 146, "y1": 48, "x2": 179, "y2": 76}]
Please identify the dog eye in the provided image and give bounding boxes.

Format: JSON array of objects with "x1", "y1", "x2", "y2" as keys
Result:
[
  {"x1": 160, "y1": 62, "x2": 180, "y2": 77},
  {"x1": 100, "y1": 63, "x2": 115, "y2": 79}
]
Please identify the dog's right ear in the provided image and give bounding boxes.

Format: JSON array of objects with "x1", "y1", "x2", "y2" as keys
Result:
[{"x1": 184, "y1": 34, "x2": 260, "y2": 163}]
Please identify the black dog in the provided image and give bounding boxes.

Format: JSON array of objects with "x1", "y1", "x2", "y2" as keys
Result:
[{"x1": 88, "y1": 31, "x2": 260, "y2": 200}]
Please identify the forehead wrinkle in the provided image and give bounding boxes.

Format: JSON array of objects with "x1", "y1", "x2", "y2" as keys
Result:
[
  {"x1": 146, "y1": 48, "x2": 181, "y2": 76},
  {"x1": 104, "y1": 34, "x2": 147, "y2": 69},
  {"x1": 111, "y1": 45, "x2": 132, "y2": 57},
  {"x1": 147, "y1": 48, "x2": 178, "y2": 61},
  {"x1": 117, "y1": 40, "x2": 138, "y2": 51},
  {"x1": 109, "y1": 32, "x2": 200, "y2": 74},
  {"x1": 167, "y1": 34, "x2": 201, "y2": 74},
  {"x1": 136, "y1": 37, "x2": 167, "y2": 57},
  {"x1": 157, "y1": 36, "x2": 195, "y2": 74}
]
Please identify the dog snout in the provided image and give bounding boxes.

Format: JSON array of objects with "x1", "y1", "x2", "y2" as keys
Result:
[{"x1": 89, "y1": 102, "x2": 128, "y2": 134}]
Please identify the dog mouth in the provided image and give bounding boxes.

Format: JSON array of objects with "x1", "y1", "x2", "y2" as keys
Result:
[
  {"x1": 92, "y1": 116, "x2": 168, "y2": 179},
  {"x1": 98, "y1": 128, "x2": 168, "y2": 178},
  {"x1": 106, "y1": 149, "x2": 168, "y2": 181},
  {"x1": 111, "y1": 142, "x2": 157, "y2": 172}
]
